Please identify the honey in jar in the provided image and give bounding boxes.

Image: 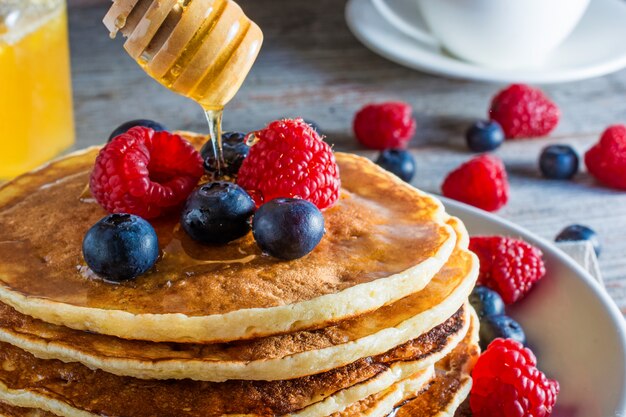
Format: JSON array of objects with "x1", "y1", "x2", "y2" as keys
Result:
[{"x1": 0, "y1": 0, "x2": 74, "y2": 179}]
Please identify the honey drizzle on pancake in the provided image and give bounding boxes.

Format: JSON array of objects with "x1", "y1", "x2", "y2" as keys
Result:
[{"x1": 0, "y1": 149, "x2": 452, "y2": 318}]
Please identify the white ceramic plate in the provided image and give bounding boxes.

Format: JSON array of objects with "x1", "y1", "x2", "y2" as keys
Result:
[
  {"x1": 345, "y1": 0, "x2": 626, "y2": 84},
  {"x1": 441, "y1": 197, "x2": 626, "y2": 417}
]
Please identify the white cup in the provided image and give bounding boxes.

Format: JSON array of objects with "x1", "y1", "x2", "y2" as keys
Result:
[{"x1": 371, "y1": 0, "x2": 591, "y2": 69}]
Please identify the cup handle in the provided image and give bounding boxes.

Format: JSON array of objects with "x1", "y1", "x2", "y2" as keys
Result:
[{"x1": 370, "y1": 0, "x2": 439, "y2": 47}]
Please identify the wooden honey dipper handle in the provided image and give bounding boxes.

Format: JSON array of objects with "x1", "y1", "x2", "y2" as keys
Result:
[{"x1": 103, "y1": 0, "x2": 263, "y2": 109}]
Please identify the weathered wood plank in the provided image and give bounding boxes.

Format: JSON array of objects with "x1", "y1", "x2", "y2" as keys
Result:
[{"x1": 67, "y1": 1, "x2": 626, "y2": 313}]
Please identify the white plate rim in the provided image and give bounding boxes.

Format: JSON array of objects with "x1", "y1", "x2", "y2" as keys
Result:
[
  {"x1": 440, "y1": 196, "x2": 626, "y2": 415},
  {"x1": 345, "y1": 0, "x2": 626, "y2": 84}
]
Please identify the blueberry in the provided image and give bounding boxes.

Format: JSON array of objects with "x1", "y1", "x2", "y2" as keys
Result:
[
  {"x1": 181, "y1": 182, "x2": 256, "y2": 245},
  {"x1": 253, "y1": 198, "x2": 325, "y2": 260},
  {"x1": 539, "y1": 145, "x2": 579, "y2": 180},
  {"x1": 375, "y1": 149, "x2": 416, "y2": 182},
  {"x1": 82, "y1": 214, "x2": 159, "y2": 282},
  {"x1": 479, "y1": 315, "x2": 526, "y2": 350},
  {"x1": 469, "y1": 285, "x2": 505, "y2": 319},
  {"x1": 201, "y1": 132, "x2": 250, "y2": 177},
  {"x1": 200, "y1": 132, "x2": 247, "y2": 160},
  {"x1": 108, "y1": 119, "x2": 168, "y2": 142},
  {"x1": 223, "y1": 131, "x2": 247, "y2": 145},
  {"x1": 556, "y1": 224, "x2": 601, "y2": 256},
  {"x1": 465, "y1": 120, "x2": 505, "y2": 152}
]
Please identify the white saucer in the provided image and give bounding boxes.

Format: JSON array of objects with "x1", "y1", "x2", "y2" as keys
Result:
[
  {"x1": 443, "y1": 197, "x2": 626, "y2": 417},
  {"x1": 345, "y1": 0, "x2": 626, "y2": 83}
]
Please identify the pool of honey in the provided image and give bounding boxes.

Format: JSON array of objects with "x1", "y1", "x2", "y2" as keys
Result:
[{"x1": 0, "y1": 143, "x2": 452, "y2": 316}]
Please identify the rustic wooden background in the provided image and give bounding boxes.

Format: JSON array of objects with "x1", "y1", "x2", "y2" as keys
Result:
[{"x1": 67, "y1": 0, "x2": 626, "y2": 315}]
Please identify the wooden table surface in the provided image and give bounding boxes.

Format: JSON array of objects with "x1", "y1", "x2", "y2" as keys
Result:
[{"x1": 67, "y1": 0, "x2": 626, "y2": 315}]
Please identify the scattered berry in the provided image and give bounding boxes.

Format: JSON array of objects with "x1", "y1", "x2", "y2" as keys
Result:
[
  {"x1": 237, "y1": 118, "x2": 341, "y2": 210},
  {"x1": 90, "y1": 127, "x2": 204, "y2": 219},
  {"x1": 108, "y1": 119, "x2": 167, "y2": 142},
  {"x1": 180, "y1": 182, "x2": 256, "y2": 245},
  {"x1": 82, "y1": 214, "x2": 159, "y2": 282},
  {"x1": 471, "y1": 338, "x2": 559, "y2": 417},
  {"x1": 539, "y1": 145, "x2": 579, "y2": 179},
  {"x1": 469, "y1": 236, "x2": 546, "y2": 304},
  {"x1": 556, "y1": 224, "x2": 601, "y2": 256},
  {"x1": 375, "y1": 149, "x2": 416, "y2": 182},
  {"x1": 489, "y1": 84, "x2": 560, "y2": 139},
  {"x1": 479, "y1": 315, "x2": 526, "y2": 350},
  {"x1": 253, "y1": 198, "x2": 325, "y2": 260},
  {"x1": 585, "y1": 125, "x2": 626, "y2": 190},
  {"x1": 465, "y1": 120, "x2": 505, "y2": 152},
  {"x1": 353, "y1": 102, "x2": 416, "y2": 150},
  {"x1": 469, "y1": 285, "x2": 505, "y2": 319},
  {"x1": 441, "y1": 155, "x2": 509, "y2": 212},
  {"x1": 201, "y1": 132, "x2": 250, "y2": 178}
]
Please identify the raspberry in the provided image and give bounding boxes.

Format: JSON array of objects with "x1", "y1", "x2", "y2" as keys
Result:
[
  {"x1": 471, "y1": 338, "x2": 560, "y2": 417},
  {"x1": 353, "y1": 102, "x2": 416, "y2": 149},
  {"x1": 489, "y1": 84, "x2": 560, "y2": 139},
  {"x1": 585, "y1": 125, "x2": 626, "y2": 190},
  {"x1": 237, "y1": 118, "x2": 341, "y2": 210},
  {"x1": 469, "y1": 236, "x2": 546, "y2": 304},
  {"x1": 90, "y1": 127, "x2": 204, "y2": 219},
  {"x1": 441, "y1": 155, "x2": 509, "y2": 212}
]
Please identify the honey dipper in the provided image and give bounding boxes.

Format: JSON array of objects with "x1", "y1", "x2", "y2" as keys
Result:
[{"x1": 103, "y1": 0, "x2": 263, "y2": 110}]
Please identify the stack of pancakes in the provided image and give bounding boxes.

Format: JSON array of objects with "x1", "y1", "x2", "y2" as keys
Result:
[{"x1": 0, "y1": 134, "x2": 480, "y2": 417}]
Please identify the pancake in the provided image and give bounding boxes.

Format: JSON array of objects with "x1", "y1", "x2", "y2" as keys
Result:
[
  {"x1": 0, "y1": 307, "x2": 470, "y2": 417},
  {"x1": 0, "y1": 214, "x2": 476, "y2": 382},
  {"x1": 0, "y1": 385, "x2": 472, "y2": 417},
  {"x1": 0, "y1": 142, "x2": 456, "y2": 343},
  {"x1": 0, "y1": 402, "x2": 49, "y2": 417},
  {"x1": 334, "y1": 307, "x2": 480, "y2": 417},
  {"x1": 392, "y1": 314, "x2": 480, "y2": 417}
]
